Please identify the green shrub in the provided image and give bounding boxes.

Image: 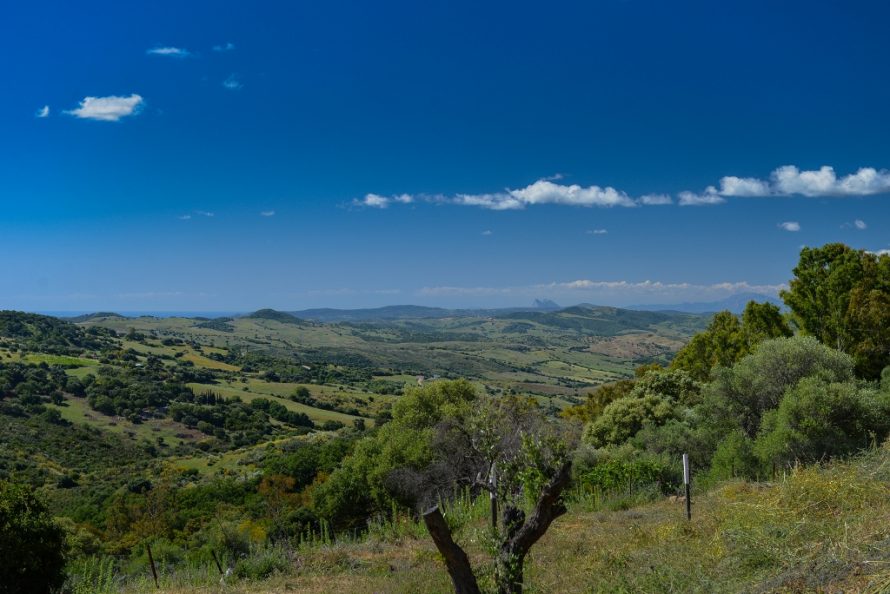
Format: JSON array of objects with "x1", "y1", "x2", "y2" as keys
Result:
[
  {"x1": 754, "y1": 378, "x2": 890, "y2": 467},
  {"x1": 232, "y1": 547, "x2": 290, "y2": 580},
  {"x1": 574, "y1": 444, "x2": 678, "y2": 494},
  {"x1": 0, "y1": 481, "x2": 67, "y2": 594},
  {"x1": 708, "y1": 430, "x2": 762, "y2": 481},
  {"x1": 705, "y1": 335, "x2": 854, "y2": 437},
  {"x1": 583, "y1": 393, "x2": 676, "y2": 447}
]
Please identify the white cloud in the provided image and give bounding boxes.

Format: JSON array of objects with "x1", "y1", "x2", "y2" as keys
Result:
[
  {"x1": 445, "y1": 180, "x2": 638, "y2": 210},
  {"x1": 355, "y1": 193, "x2": 414, "y2": 208},
  {"x1": 356, "y1": 163, "x2": 890, "y2": 214},
  {"x1": 719, "y1": 175, "x2": 772, "y2": 197},
  {"x1": 505, "y1": 180, "x2": 636, "y2": 208},
  {"x1": 854, "y1": 219, "x2": 867, "y2": 230},
  {"x1": 35, "y1": 105, "x2": 50, "y2": 118},
  {"x1": 177, "y1": 215, "x2": 192, "y2": 220},
  {"x1": 196, "y1": 210, "x2": 215, "y2": 217},
  {"x1": 870, "y1": 249, "x2": 890, "y2": 257},
  {"x1": 711, "y1": 165, "x2": 890, "y2": 198},
  {"x1": 779, "y1": 221, "x2": 801, "y2": 232},
  {"x1": 213, "y1": 42, "x2": 236, "y2": 52},
  {"x1": 359, "y1": 194, "x2": 391, "y2": 208},
  {"x1": 587, "y1": 229, "x2": 608, "y2": 235},
  {"x1": 260, "y1": 210, "x2": 275, "y2": 217},
  {"x1": 639, "y1": 193, "x2": 672, "y2": 205},
  {"x1": 481, "y1": 230, "x2": 493, "y2": 236},
  {"x1": 66, "y1": 94, "x2": 144, "y2": 121},
  {"x1": 678, "y1": 187, "x2": 725, "y2": 206},
  {"x1": 223, "y1": 74, "x2": 242, "y2": 90},
  {"x1": 147, "y1": 46, "x2": 190, "y2": 57}
]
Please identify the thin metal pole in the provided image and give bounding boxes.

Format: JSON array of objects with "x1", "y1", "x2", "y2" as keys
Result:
[
  {"x1": 490, "y1": 463, "x2": 498, "y2": 531},
  {"x1": 682, "y1": 453, "x2": 691, "y2": 521}
]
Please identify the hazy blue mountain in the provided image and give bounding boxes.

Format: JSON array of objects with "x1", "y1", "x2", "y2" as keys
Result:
[{"x1": 628, "y1": 292, "x2": 783, "y2": 314}]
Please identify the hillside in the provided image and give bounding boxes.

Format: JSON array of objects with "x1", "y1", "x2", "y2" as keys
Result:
[
  {"x1": 73, "y1": 304, "x2": 711, "y2": 399},
  {"x1": 120, "y1": 444, "x2": 890, "y2": 593}
]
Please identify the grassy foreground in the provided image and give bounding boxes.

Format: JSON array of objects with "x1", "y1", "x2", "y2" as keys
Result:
[{"x1": 115, "y1": 443, "x2": 890, "y2": 594}]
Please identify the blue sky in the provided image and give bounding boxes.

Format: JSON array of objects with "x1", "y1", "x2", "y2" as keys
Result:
[{"x1": 2, "y1": 0, "x2": 889, "y2": 311}]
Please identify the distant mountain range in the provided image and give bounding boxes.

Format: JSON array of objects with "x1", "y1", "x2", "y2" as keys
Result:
[
  {"x1": 289, "y1": 302, "x2": 561, "y2": 322},
  {"x1": 627, "y1": 292, "x2": 783, "y2": 314},
  {"x1": 51, "y1": 293, "x2": 777, "y2": 323}
]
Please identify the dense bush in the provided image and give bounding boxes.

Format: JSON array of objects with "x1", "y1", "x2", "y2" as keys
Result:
[
  {"x1": 583, "y1": 393, "x2": 676, "y2": 447},
  {"x1": 312, "y1": 380, "x2": 478, "y2": 528},
  {"x1": 671, "y1": 302, "x2": 791, "y2": 381},
  {"x1": 704, "y1": 336, "x2": 854, "y2": 437},
  {"x1": 754, "y1": 378, "x2": 890, "y2": 467},
  {"x1": 0, "y1": 482, "x2": 67, "y2": 594},
  {"x1": 574, "y1": 444, "x2": 678, "y2": 493}
]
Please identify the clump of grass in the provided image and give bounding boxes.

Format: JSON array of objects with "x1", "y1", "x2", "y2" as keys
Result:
[
  {"x1": 233, "y1": 546, "x2": 291, "y2": 580},
  {"x1": 66, "y1": 556, "x2": 117, "y2": 594}
]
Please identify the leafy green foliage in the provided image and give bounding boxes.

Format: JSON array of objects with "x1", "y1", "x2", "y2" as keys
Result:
[
  {"x1": 574, "y1": 445, "x2": 677, "y2": 493},
  {"x1": 0, "y1": 310, "x2": 111, "y2": 355},
  {"x1": 754, "y1": 378, "x2": 890, "y2": 467},
  {"x1": 704, "y1": 336, "x2": 854, "y2": 437},
  {"x1": 671, "y1": 302, "x2": 792, "y2": 381},
  {"x1": 583, "y1": 393, "x2": 676, "y2": 447},
  {"x1": 313, "y1": 380, "x2": 478, "y2": 528},
  {"x1": 0, "y1": 481, "x2": 67, "y2": 594},
  {"x1": 781, "y1": 244, "x2": 890, "y2": 378},
  {"x1": 562, "y1": 379, "x2": 635, "y2": 423}
]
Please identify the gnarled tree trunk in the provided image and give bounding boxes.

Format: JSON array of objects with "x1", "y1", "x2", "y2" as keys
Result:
[
  {"x1": 422, "y1": 506, "x2": 482, "y2": 594},
  {"x1": 423, "y1": 461, "x2": 573, "y2": 594},
  {"x1": 496, "y1": 461, "x2": 572, "y2": 594}
]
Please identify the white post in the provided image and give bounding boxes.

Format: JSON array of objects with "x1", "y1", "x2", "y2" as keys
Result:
[{"x1": 682, "y1": 453, "x2": 691, "y2": 520}]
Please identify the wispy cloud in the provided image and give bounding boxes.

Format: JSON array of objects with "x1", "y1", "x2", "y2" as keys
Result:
[
  {"x1": 481, "y1": 230, "x2": 493, "y2": 236},
  {"x1": 179, "y1": 211, "x2": 214, "y2": 220},
  {"x1": 260, "y1": 210, "x2": 275, "y2": 217},
  {"x1": 35, "y1": 105, "x2": 50, "y2": 118},
  {"x1": 66, "y1": 94, "x2": 144, "y2": 121},
  {"x1": 358, "y1": 180, "x2": 636, "y2": 210},
  {"x1": 357, "y1": 164, "x2": 890, "y2": 213},
  {"x1": 222, "y1": 74, "x2": 242, "y2": 90},
  {"x1": 779, "y1": 221, "x2": 801, "y2": 232},
  {"x1": 418, "y1": 279, "x2": 787, "y2": 303},
  {"x1": 678, "y1": 188, "x2": 726, "y2": 206},
  {"x1": 355, "y1": 193, "x2": 413, "y2": 208},
  {"x1": 147, "y1": 46, "x2": 190, "y2": 57},
  {"x1": 587, "y1": 229, "x2": 608, "y2": 235},
  {"x1": 639, "y1": 194, "x2": 672, "y2": 205},
  {"x1": 854, "y1": 219, "x2": 867, "y2": 230},
  {"x1": 213, "y1": 42, "x2": 235, "y2": 52}
]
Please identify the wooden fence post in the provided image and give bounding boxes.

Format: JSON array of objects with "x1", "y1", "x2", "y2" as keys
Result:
[
  {"x1": 211, "y1": 549, "x2": 223, "y2": 575},
  {"x1": 146, "y1": 543, "x2": 159, "y2": 589}
]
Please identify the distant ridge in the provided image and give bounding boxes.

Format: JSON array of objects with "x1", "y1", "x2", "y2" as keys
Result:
[
  {"x1": 245, "y1": 309, "x2": 304, "y2": 324},
  {"x1": 290, "y1": 303, "x2": 564, "y2": 322},
  {"x1": 64, "y1": 312, "x2": 126, "y2": 322},
  {"x1": 291, "y1": 305, "x2": 451, "y2": 322},
  {"x1": 628, "y1": 292, "x2": 783, "y2": 314}
]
